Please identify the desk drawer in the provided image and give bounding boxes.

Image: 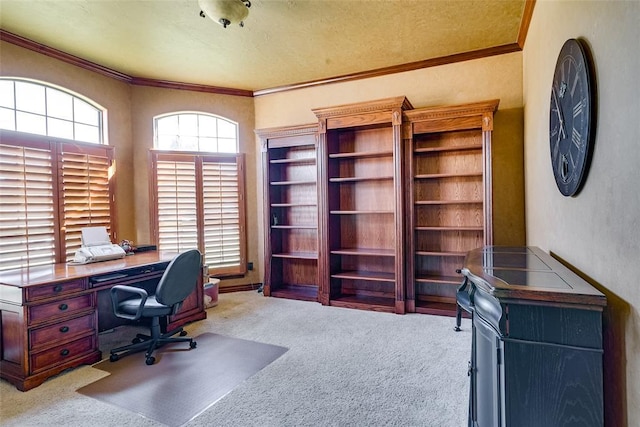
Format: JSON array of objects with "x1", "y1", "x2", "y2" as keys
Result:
[
  {"x1": 26, "y1": 279, "x2": 86, "y2": 302},
  {"x1": 30, "y1": 335, "x2": 94, "y2": 374},
  {"x1": 28, "y1": 294, "x2": 93, "y2": 325},
  {"x1": 29, "y1": 313, "x2": 95, "y2": 350}
]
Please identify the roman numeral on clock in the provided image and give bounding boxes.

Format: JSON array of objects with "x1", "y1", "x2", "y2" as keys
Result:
[
  {"x1": 573, "y1": 99, "x2": 585, "y2": 117},
  {"x1": 572, "y1": 128, "x2": 582, "y2": 149}
]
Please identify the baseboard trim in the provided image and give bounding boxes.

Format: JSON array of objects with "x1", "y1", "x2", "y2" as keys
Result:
[{"x1": 219, "y1": 283, "x2": 262, "y2": 294}]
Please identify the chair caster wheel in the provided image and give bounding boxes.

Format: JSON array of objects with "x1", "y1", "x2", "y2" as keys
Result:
[
  {"x1": 179, "y1": 330, "x2": 188, "y2": 337},
  {"x1": 190, "y1": 341, "x2": 197, "y2": 349},
  {"x1": 145, "y1": 356, "x2": 156, "y2": 365},
  {"x1": 109, "y1": 354, "x2": 120, "y2": 362}
]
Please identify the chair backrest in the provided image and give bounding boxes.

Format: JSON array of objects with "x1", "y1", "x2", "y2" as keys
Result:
[{"x1": 155, "y1": 249, "x2": 202, "y2": 308}]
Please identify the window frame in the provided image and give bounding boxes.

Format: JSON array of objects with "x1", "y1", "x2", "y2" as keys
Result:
[
  {"x1": 153, "y1": 112, "x2": 239, "y2": 153},
  {"x1": 149, "y1": 149, "x2": 247, "y2": 277},
  {"x1": 0, "y1": 77, "x2": 106, "y2": 144},
  {"x1": 0, "y1": 129, "x2": 116, "y2": 270}
]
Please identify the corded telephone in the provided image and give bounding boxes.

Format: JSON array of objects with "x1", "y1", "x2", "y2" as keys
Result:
[
  {"x1": 72, "y1": 244, "x2": 126, "y2": 264},
  {"x1": 69, "y1": 226, "x2": 126, "y2": 265}
]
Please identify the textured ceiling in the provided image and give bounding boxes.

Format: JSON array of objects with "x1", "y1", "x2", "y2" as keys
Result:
[{"x1": 0, "y1": 0, "x2": 527, "y2": 92}]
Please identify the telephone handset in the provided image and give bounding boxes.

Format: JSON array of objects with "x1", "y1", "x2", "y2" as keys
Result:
[{"x1": 71, "y1": 244, "x2": 126, "y2": 264}]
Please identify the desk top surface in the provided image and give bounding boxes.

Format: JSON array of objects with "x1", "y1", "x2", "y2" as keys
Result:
[
  {"x1": 464, "y1": 246, "x2": 606, "y2": 306},
  {"x1": 0, "y1": 251, "x2": 179, "y2": 288}
]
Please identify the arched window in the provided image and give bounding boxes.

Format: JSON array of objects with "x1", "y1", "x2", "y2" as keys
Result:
[
  {"x1": 154, "y1": 112, "x2": 237, "y2": 153},
  {"x1": 0, "y1": 78, "x2": 104, "y2": 144},
  {"x1": 150, "y1": 112, "x2": 246, "y2": 276},
  {"x1": 0, "y1": 79, "x2": 113, "y2": 271}
]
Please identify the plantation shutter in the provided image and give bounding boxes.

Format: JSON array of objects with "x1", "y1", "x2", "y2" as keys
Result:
[
  {"x1": 0, "y1": 139, "x2": 56, "y2": 270},
  {"x1": 151, "y1": 152, "x2": 246, "y2": 276},
  {"x1": 202, "y1": 156, "x2": 245, "y2": 275},
  {"x1": 154, "y1": 155, "x2": 199, "y2": 252},
  {"x1": 59, "y1": 144, "x2": 113, "y2": 261}
]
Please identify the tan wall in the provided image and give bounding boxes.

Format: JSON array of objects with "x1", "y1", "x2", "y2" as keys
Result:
[
  {"x1": 254, "y1": 52, "x2": 527, "y2": 279},
  {"x1": 0, "y1": 41, "x2": 135, "y2": 242},
  {"x1": 130, "y1": 86, "x2": 259, "y2": 288},
  {"x1": 0, "y1": 42, "x2": 260, "y2": 289},
  {"x1": 524, "y1": 1, "x2": 640, "y2": 425}
]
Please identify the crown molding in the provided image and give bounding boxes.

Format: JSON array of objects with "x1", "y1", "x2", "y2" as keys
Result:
[
  {"x1": 130, "y1": 77, "x2": 253, "y2": 97},
  {"x1": 0, "y1": 29, "x2": 253, "y2": 97},
  {"x1": 2, "y1": 0, "x2": 536, "y2": 100},
  {"x1": 254, "y1": 43, "x2": 521, "y2": 97},
  {"x1": 518, "y1": 0, "x2": 536, "y2": 48},
  {"x1": 1, "y1": 30, "x2": 131, "y2": 82}
]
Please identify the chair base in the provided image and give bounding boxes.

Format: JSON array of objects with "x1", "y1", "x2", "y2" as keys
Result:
[{"x1": 110, "y1": 316, "x2": 196, "y2": 365}]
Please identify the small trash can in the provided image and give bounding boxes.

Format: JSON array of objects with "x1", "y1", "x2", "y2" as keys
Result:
[{"x1": 203, "y1": 278, "x2": 220, "y2": 308}]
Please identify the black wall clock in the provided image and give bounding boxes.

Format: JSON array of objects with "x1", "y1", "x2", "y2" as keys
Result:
[{"x1": 549, "y1": 38, "x2": 596, "y2": 196}]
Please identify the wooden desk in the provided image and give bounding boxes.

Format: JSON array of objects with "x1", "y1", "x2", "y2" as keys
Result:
[
  {"x1": 461, "y1": 246, "x2": 606, "y2": 427},
  {"x1": 0, "y1": 251, "x2": 206, "y2": 391}
]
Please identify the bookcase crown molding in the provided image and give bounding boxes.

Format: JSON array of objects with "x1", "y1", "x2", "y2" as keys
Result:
[{"x1": 312, "y1": 96, "x2": 413, "y2": 121}]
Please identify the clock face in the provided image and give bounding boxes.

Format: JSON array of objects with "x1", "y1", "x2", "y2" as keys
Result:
[{"x1": 549, "y1": 38, "x2": 594, "y2": 196}]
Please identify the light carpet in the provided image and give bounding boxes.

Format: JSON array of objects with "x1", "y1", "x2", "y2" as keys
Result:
[{"x1": 0, "y1": 291, "x2": 472, "y2": 426}]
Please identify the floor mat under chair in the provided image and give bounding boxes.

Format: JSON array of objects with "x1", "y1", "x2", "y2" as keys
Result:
[{"x1": 77, "y1": 333, "x2": 288, "y2": 426}]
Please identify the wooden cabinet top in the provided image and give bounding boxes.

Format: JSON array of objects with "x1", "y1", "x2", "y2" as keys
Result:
[
  {"x1": 312, "y1": 96, "x2": 412, "y2": 130},
  {"x1": 403, "y1": 99, "x2": 500, "y2": 135},
  {"x1": 0, "y1": 251, "x2": 179, "y2": 288},
  {"x1": 463, "y1": 246, "x2": 606, "y2": 307}
]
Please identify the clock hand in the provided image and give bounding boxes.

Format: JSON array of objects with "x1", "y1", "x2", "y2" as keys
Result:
[{"x1": 552, "y1": 86, "x2": 567, "y2": 140}]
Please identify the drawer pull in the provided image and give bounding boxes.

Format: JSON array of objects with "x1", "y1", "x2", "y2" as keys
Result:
[
  {"x1": 53, "y1": 284, "x2": 63, "y2": 292},
  {"x1": 58, "y1": 303, "x2": 68, "y2": 311},
  {"x1": 60, "y1": 326, "x2": 70, "y2": 333},
  {"x1": 60, "y1": 349, "x2": 70, "y2": 356}
]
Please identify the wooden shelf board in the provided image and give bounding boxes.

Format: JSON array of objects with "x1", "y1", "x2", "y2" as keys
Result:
[
  {"x1": 270, "y1": 180, "x2": 316, "y2": 186},
  {"x1": 271, "y1": 203, "x2": 317, "y2": 207},
  {"x1": 270, "y1": 284, "x2": 318, "y2": 302},
  {"x1": 414, "y1": 144, "x2": 482, "y2": 154},
  {"x1": 415, "y1": 226, "x2": 484, "y2": 231},
  {"x1": 415, "y1": 251, "x2": 466, "y2": 257},
  {"x1": 329, "y1": 176, "x2": 393, "y2": 183},
  {"x1": 272, "y1": 251, "x2": 318, "y2": 260},
  {"x1": 330, "y1": 210, "x2": 393, "y2": 215},
  {"x1": 414, "y1": 301, "x2": 458, "y2": 317},
  {"x1": 329, "y1": 150, "x2": 393, "y2": 159},
  {"x1": 331, "y1": 270, "x2": 395, "y2": 282},
  {"x1": 270, "y1": 158, "x2": 316, "y2": 164},
  {"x1": 414, "y1": 172, "x2": 482, "y2": 179},
  {"x1": 331, "y1": 248, "x2": 395, "y2": 257},
  {"x1": 330, "y1": 294, "x2": 396, "y2": 313},
  {"x1": 271, "y1": 225, "x2": 317, "y2": 229},
  {"x1": 415, "y1": 275, "x2": 462, "y2": 285},
  {"x1": 415, "y1": 200, "x2": 482, "y2": 205}
]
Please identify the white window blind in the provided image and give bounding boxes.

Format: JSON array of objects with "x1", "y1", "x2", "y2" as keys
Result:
[
  {"x1": 202, "y1": 158, "x2": 243, "y2": 271},
  {"x1": 151, "y1": 152, "x2": 246, "y2": 276},
  {"x1": 59, "y1": 145, "x2": 113, "y2": 261},
  {"x1": 155, "y1": 158, "x2": 199, "y2": 252},
  {"x1": 0, "y1": 130, "x2": 115, "y2": 271},
  {"x1": 0, "y1": 141, "x2": 56, "y2": 270}
]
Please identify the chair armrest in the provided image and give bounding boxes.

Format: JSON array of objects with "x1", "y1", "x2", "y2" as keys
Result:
[{"x1": 110, "y1": 285, "x2": 148, "y2": 321}]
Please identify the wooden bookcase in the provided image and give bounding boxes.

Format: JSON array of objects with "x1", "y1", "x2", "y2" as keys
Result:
[
  {"x1": 256, "y1": 124, "x2": 320, "y2": 301},
  {"x1": 402, "y1": 99, "x2": 499, "y2": 315},
  {"x1": 313, "y1": 97, "x2": 413, "y2": 313}
]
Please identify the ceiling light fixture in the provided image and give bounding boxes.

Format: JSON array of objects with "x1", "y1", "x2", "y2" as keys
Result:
[{"x1": 198, "y1": 0, "x2": 251, "y2": 28}]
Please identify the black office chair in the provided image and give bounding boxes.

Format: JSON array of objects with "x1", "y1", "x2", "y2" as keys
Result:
[
  {"x1": 109, "y1": 249, "x2": 201, "y2": 365},
  {"x1": 454, "y1": 272, "x2": 473, "y2": 332}
]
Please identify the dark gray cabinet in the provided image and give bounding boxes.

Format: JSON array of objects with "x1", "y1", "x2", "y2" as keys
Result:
[{"x1": 462, "y1": 246, "x2": 606, "y2": 427}]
